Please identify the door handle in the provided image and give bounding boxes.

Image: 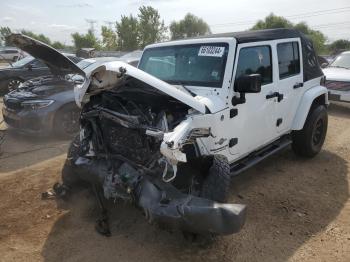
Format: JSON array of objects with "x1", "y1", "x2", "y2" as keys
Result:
[
  {"x1": 293, "y1": 82, "x2": 304, "y2": 89},
  {"x1": 266, "y1": 92, "x2": 284, "y2": 102}
]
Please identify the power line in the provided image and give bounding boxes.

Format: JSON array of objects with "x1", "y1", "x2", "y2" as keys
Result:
[{"x1": 210, "y1": 6, "x2": 350, "y2": 27}]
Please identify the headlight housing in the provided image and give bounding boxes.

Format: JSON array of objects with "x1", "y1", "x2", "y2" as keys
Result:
[{"x1": 21, "y1": 99, "x2": 54, "y2": 110}]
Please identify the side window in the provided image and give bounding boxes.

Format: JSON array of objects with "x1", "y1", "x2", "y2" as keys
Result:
[
  {"x1": 277, "y1": 42, "x2": 300, "y2": 79},
  {"x1": 30, "y1": 59, "x2": 47, "y2": 68},
  {"x1": 235, "y1": 45, "x2": 272, "y2": 85}
]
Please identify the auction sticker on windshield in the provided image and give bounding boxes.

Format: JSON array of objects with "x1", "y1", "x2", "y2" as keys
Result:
[{"x1": 198, "y1": 46, "x2": 225, "y2": 57}]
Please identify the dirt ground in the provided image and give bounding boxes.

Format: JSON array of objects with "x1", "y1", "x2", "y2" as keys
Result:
[{"x1": 0, "y1": 101, "x2": 350, "y2": 262}]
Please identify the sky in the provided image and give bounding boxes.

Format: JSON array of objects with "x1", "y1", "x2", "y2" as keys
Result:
[{"x1": 0, "y1": 0, "x2": 349, "y2": 45}]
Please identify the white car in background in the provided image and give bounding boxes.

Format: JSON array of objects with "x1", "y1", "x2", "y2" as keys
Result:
[
  {"x1": 323, "y1": 51, "x2": 350, "y2": 103},
  {"x1": 0, "y1": 48, "x2": 23, "y2": 62}
]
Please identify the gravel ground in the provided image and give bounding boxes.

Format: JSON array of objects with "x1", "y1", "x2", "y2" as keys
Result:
[{"x1": 0, "y1": 102, "x2": 349, "y2": 262}]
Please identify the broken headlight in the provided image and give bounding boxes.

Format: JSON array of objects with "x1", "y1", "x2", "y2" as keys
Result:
[{"x1": 21, "y1": 99, "x2": 54, "y2": 110}]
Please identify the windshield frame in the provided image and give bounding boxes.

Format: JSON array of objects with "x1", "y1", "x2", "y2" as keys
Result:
[{"x1": 138, "y1": 43, "x2": 229, "y2": 88}]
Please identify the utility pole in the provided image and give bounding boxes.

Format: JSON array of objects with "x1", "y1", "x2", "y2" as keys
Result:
[
  {"x1": 85, "y1": 19, "x2": 98, "y2": 35},
  {"x1": 104, "y1": 21, "x2": 114, "y2": 30}
]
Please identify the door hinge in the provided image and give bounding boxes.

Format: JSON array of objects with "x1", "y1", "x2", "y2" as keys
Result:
[
  {"x1": 229, "y1": 138, "x2": 238, "y2": 147},
  {"x1": 276, "y1": 118, "x2": 283, "y2": 127},
  {"x1": 230, "y1": 108, "x2": 238, "y2": 118}
]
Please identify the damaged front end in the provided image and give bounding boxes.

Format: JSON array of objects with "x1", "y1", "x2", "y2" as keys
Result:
[{"x1": 61, "y1": 62, "x2": 246, "y2": 236}]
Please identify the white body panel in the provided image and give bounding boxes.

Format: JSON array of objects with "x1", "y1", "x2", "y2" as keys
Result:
[{"x1": 74, "y1": 36, "x2": 327, "y2": 166}]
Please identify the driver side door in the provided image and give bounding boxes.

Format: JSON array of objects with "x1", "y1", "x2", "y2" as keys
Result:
[{"x1": 229, "y1": 42, "x2": 279, "y2": 157}]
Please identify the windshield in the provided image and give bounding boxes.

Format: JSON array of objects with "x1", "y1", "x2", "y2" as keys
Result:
[
  {"x1": 11, "y1": 56, "x2": 34, "y2": 67},
  {"x1": 330, "y1": 53, "x2": 350, "y2": 69},
  {"x1": 77, "y1": 59, "x2": 96, "y2": 70},
  {"x1": 138, "y1": 43, "x2": 229, "y2": 87}
]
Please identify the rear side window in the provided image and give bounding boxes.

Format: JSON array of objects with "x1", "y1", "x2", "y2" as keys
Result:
[
  {"x1": 277, "y1": 42, "x2": 300, "y2": 79},
  {"x1": 235, "y1": 46, "x2": 272, "y2": 85}
]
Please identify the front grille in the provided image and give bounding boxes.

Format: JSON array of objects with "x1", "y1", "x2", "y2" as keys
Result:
[
  {"x1": 326, "y1": 80, "x2": 350, "y2": 91},
  {"x1": 3, "y1": 97, "x2": 23, "y2": 111}
]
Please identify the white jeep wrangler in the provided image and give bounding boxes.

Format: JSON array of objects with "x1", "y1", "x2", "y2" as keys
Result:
[{"x1": 9, "y1": 29, "x2": 328, "y2": 237}]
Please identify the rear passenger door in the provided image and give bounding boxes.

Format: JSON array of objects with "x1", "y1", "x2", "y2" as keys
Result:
[{"x1": 274, "y1": 39, "x2": 303, "y2": 133}]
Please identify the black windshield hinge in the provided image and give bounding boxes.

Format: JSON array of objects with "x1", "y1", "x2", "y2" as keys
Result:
[
  {"x1": 229, "y1": 138, "x2": 238, "y2": 148},
  {"x1": 230, "y1": 108, "x2": 238, "y2": 118}
]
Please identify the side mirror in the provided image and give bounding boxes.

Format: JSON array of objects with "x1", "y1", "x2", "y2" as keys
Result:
[
  {"x1": 321, "y1": 62, "x2": 329, "y2": 68},
  {"x1": 234, "y1": 74, "x2": 262, "y2": 93}
]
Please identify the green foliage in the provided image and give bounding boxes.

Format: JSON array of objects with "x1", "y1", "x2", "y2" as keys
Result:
[
  {"x1": 169, "y1": 13, "x2": 211, "y2": 40},
  {"x1": 328, "y1": 39, "x2": 350, "y2": 53},
  {"x1": 71, "y1": 30, "x2": 100, "y2": 50},
  {"x1": 138, "y1": 6, "x2": 167, "y2": 48},
  {"x1": 101, "y1": 26, "x2": 118, "y2": 50},
  {"x1": 251, "y1": 14, "x2": 327, "y2": 54},
  {"x1": 0, "y1": 26, "x2": 12, "y2": 46},
  {"x1": 51, "y1": 41, "x2": 65, "y2": 49},
  {"x1": 116, "y1": 15, "x2": 139, "y2": 51},
  {"x1": 21, "y1": 30, "x2": 52, "y2": 45},
  {"x1": 251, "y1": 14, "x2": 293, "y2": 30}
]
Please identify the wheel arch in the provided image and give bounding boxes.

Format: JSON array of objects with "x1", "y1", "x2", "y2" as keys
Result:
[
  {"x1": 291, "y1": 85, "x2": 328, "y2": 131},
  {"x1": 52, "y1": 102, "x2": 81, "y2": 136}
]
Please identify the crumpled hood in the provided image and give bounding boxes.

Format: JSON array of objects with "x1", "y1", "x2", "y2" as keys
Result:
[
  {"x1": 7, "y1": 34, "x2": 85, "y2": 76},
  {"x1": 75, "y1": 61, "x2": 210, "y2": 114},
  {"x1": 323, "y1": 67, "x2": 350, "y2": 82}
]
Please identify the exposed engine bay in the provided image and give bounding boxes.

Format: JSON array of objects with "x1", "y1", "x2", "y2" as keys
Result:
[{"x1": 56, "y1": 64, "x2": 246, "y2": 237}]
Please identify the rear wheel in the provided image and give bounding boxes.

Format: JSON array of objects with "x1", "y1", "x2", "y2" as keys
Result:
[
  {"x1": 292, "y1": 105, "x2": 328, "y2": 158},
  {"x1": 54, "y1": 104, "x2": 80, "y2": 138}
]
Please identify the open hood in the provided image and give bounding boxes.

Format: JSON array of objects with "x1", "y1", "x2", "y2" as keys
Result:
[
  {"x1": 75, "y1": 61, "x2": 209, "y2": 114},
  {"x1": 7, "y1": 34, "x2": 85, "y2": 76}
]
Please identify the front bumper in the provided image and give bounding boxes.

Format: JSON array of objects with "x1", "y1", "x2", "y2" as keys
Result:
[
  {"x1": 328, "y1": 90, "x2": 350, "y2": 103},
  {"x1": 66, "y1": 157, "x2": 247, "y2": 235},
  {"x1": 2, "y1": 104, "x2": 55, "y2": 134}
]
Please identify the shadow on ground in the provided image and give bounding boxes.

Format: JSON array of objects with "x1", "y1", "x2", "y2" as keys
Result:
[
  {"x1": 0, "y1": 130, "x2": 70, "y2": 173},
  {"x1": 40, "y1": 149, "x2": 349, "y2": 262}
]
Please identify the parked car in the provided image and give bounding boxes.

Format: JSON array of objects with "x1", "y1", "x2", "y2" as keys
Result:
[
  {"x1": 0, "y1": 48, "x2": 22, "y2": 62},
  {"x1": 2, "y1": 57, "x2": 119, "y2": 137},
  {"x1": 323, "y1": 51, "x2": 350, "y2": 103},
  {"x1": 9, "y1": 30, "x2": 328, "y2": 238},
  {"x1": 0, "y1": 53, "x2": 81, "y2": 95}
]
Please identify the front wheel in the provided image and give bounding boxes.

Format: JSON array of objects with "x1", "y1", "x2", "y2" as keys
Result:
[
  {"x1": 200, "y1": 155, "x2": 231, "y2": 203},
  {"x1": 292, "y1": 105, "x2": 328, "y2": 158},
  {"x1": 7, "y1": 78, "x2": 23, "y2": 92},
  {"x1": 54, "y1": 104, "x2": 81, "y2": 138}
]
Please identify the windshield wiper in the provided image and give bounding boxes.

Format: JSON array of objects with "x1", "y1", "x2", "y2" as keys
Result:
[
  {"x1": 171, "y1": 81, "x2": 196, "y2": 96},
  {"x1": 329, "y1": 65, "x2": 350, "y2": 70}
]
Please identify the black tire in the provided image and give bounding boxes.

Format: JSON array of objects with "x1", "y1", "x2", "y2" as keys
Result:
[
  {"x1": 54, "y1": 104, "x2": 80, "y2": 138},
  {"x1": 200, "y1": 155, "x2": 231, "y2": 203},
  {"x1": 62, "y1": 134, "x2": 81, "y2": 186},
  {"x1": 292, "y1": 105, "x2": 328, "y2": 158}
]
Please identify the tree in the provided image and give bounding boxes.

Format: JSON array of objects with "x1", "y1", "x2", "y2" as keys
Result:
[
  {"x1": 116, "y1": 15, "x2": 139, "y2": 51},
  {"x1": 251, "y1": 14, "x2": 327, "y2": 54},
  {"x1": 51, "y1": 41, "x2": 65, "y2": 49},
  {"x1": 169, "y1": 13, "x2": 211, "y2": 40},
  {"x1": 20, "y1": 30, "x2": 52, "y2": 45},
  {"x1": 101, "y1": 25, "x2": 118, "y2": 50},
  {"x1": 328, "y1": 39, "x2": 350, "y2": 54},
  {"x1": 71, "y1": 29, "x2": 100, "y2": 50},
  {"x1": 251, "y1": 14, "x2": 293, "y2": 30},
  {"x1": 0, "y1": 27, "x2": 12, "y2": 46},
  {"x1": 138, "y1": 6, "x2": 167, "y2": 47}
]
